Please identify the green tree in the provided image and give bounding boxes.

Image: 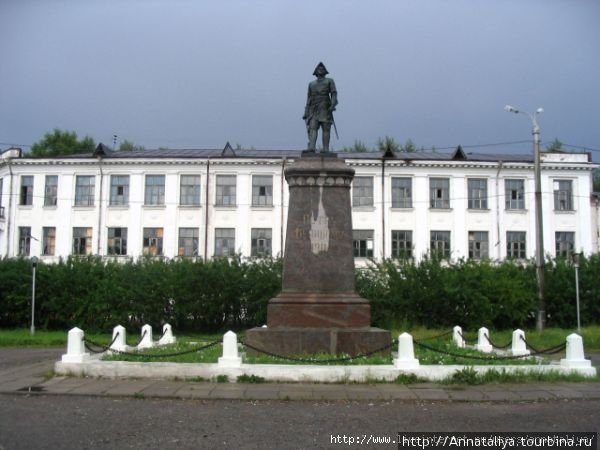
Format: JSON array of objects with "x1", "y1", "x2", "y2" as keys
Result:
[
  {"x1": 119, "y1": 140, "x2": 145, "y2": 152},
  {"x1": 545, "y1": 138, "x2": 563, "y2": 152},
  {"x1": 30, "y1": 129, "x2": 95, "y2": 157},
  {"x1": 401, "y1": 138, "x2": 417, "y2": 152},
  {"x1": 376, "y1": 136, "x2": 400, "y2": 153},
  {"x1": 593, "y1": 168, "x2": 600, "y2": 192},
  {"x1": 342, "y1": 140, "x2": 371, "y2": 152}
]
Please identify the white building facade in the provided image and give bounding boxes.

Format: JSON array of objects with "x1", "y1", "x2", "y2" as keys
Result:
[{"x1": 0, "y1": 145, "x2": 597, "y2": 263}]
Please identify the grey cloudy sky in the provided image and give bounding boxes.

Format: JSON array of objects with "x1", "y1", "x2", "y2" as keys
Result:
[{"x1": 1, "y1": 0, "x2": 599, "y2": 160}]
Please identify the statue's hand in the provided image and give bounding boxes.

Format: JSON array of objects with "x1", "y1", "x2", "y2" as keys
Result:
[{"x1": 302, "y1": 115, "x2": 307, "y2": 120}]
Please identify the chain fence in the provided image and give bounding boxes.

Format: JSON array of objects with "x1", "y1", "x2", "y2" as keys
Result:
[
  {"x1": 413, "y1": 338, "x2": 566, "y2": 361},
  {"x1": 484, "y1": 333, "x2": 512, "y2": 350},
  {"x1": 80, "y1": 327, "x2": 568, "y2": 364},
  {"x1": 83, "y1": 333, "x2": 221, "y2": 358},
  {"x1": 240, "y1": 339, "x2": 394, "y2": 364}
]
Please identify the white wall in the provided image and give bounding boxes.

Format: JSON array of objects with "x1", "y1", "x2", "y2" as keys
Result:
[{"x1": 0, "y1": 153, "x2": 597, "y2": 263}]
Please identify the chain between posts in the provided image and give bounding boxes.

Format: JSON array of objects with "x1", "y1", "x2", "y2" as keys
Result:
[
  {"x1": 520, "y1": 335, "x2": 567, "y2": 355},
  {"x1": 415, "y1": 329, "x2": 453, "y2": 341},
  {"x1": 241, "y1": 339, "x2": 394, "y2": 363},
  {"x1": 83, "y1": 332, "x2": 221, "y2": 357},
  {"x1": 105, "y1": 340, "x2": 222, "y2": 358},
  {"x1": 484, "y1": 333, "x2": 511, "y2": 350},
  {"x1": 414, "y1": 338, "x2": 566, "y2": 360},
  {"x1": 83, "y1": 332, "x2": 121, "y2": 354},
  {"x1": 457, "y1": 330, "x2": 476, "y2": 345}
]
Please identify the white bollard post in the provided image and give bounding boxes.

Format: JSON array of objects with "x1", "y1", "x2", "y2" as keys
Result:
[
  {"x1": 510, "y1": 329, "x2": 530, "y2": 356},
  {"x1": 394, "y1": 332, "x2": 420, "y2": 369},
  {"x1": 453, "y1": 326, "x2": 465, "y2": 348},
  {"x1": 560, "y1": 334, "x2": 595, "y2": 375},
  {"x1": 158, "y1": 323, "x2": 176, "y2": 345},
  {"x1": 218, "y1": 331, "x2": 242, "y2": 368},
  {"x1": 475, "y1": 327, "x2": 493, "y2": 353},
  {"x1": 110, "y1": 325, "x2": 128, "y2": 352},
  {"x1": 61, "y1": 327, "x2": 90, "y2": 363},
  {"x1": 137, "y1": 324, "x2": 154, "y2": 349}
]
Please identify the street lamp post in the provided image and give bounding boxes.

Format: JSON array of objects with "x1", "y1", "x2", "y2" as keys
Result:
[
  {"x1": 505, "y1": 105, "x2": 546, "y2": 331},
  {"x1": 572, "y1": 252, "x2": 582, "y2": 333},
  {"x1": 30, "y1": 256, "x2": 38, "y2": 335}
]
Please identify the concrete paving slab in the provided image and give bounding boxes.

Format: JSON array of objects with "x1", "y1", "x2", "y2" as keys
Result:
[
  {"x1": 482, "y1": 390, "x2": 521, "y2": 401},
  {"x1": 39, "y1": 378, "x2": 98, "y2": 394},
  {"x1": 278, "y1": 389, "x2": 314, "y2": 400},
  {"x1": 513, "y1": 390, "x2": 556, "y2": 401},
  {"x1": 66, "y1": 379, "x2": 118, "y2": 395},
  {"x1": 375, "y1": 386, "x2": 419, "y2": 400},
  {"x1": 343, "y1": 386, "x2": 386, "y2": 400},
  {"x1": 102, "y1": 380, "x2": 156, "y2": 397},
  {"x1": 140, "y1": 381, "x2": 185, "y2": 397},
  {"x1": 411, "y1": 389, "x2": 450, "y2": 401},
  {"x1": 243, "y1": 386, "x2": 281, "y2": 400},
  {"x1": 447, "y1": 389, "x2": 487, "y2": 401},
  {"x1": 176, "y1": 386, "x2": 216, "y2": 399},
  {"x1": 209, "y1": 385, "x2": 247, "y2": 399}
]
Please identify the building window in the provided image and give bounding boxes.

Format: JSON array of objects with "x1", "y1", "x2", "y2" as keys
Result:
[
  {"x1": 391, "y1": 230, "x2": 412, "y2": 258},
  {"x1": 107, "y1": 227, "x2": 127, "y2": 256},
  {"x1": 215, "y1": 228, "x2": 236, "y2": 256},
  {"x1": 42, "y1": 227, "x2": 56, "y2": 256},
  {"x1": 180, "y1": 175, "x2": 201, "y2": 206},
  {"x1": 554, "y1": 180, "x2": 573, "y2": 211},
  {"x1": 391, "y1": 178, "x2": 412, "y2": 208},
  {"x1": 252, "y1": 175, "x2": 273, "y2": 207},
  {"x1": 429, "y1": 178, "x2": 450, "y2": 209},
  {"x1": 468, "y1": 179, "x2": 488, "y2": 210},
  {"x1": 178, "y1": 228, "x2": 199, "y2": 257},
  {"x1": 555, "y1": 232, "x2": 575, "y2": 258},
  {"x1": 18, "y1": 227, "x2": 31, "y2": 256},
  {"x1": 144, "y1": 175, "x2": 165, "y2": 206},
  {"x1": 73, "y1": 227, "x2": 93, "y2": 255},
  {"x1": 44, "y1": 175, "x2": 58, "y2": 206},
  {"x1": 0, "y1": 178, "x2": 4, "y2": 217},
  {"x1": 353, "y1": 230, "x2": 374, "y2": 258},
  {"x1": 506, "y1": 231, "x2": 526, "y2": 259},
  {"x1": 251, "y1": 228, "x2": 271, "y2": 257},
  {"x1": 74, "y1": 175, "x2": 95, "y2": 207},
  {"x1": 20, "y1": 176, "x2": 34, "y2": 205},
  {"x1": 353, "y1": 177, "x2": 373, "y2": 207},
  {"x1": 143, "y1": 228, "x2": 163, "y2": 256},
  {"x1": 430, "y1": 230, "x2": 451, "y2": 258},
  {"x1": 110, "y1": 175, "x2": 130, "y2": 206},
  {"x1": 216, "y1": 175, "x2": 236, "y2": 206},
  {"x1": 468, "y1": 231, "x2": 489, "y2": 259},
  {"x1": 505, "y1": 179, "x2": 525, "y2": 210}
]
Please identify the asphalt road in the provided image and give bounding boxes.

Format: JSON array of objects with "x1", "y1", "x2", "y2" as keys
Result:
[{"x1": 1, "y1": 395, "x2": 599, "y2": 449}]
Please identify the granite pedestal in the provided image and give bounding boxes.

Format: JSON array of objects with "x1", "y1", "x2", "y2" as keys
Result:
[{"x1": 245, "y1": 153, "x2": 391, "y2": 357}]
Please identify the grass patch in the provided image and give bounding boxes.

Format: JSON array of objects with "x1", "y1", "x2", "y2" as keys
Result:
[
  {"x1": 237, "y1": 374, "x2": 266, "y2": 383},
  {"x1": 0, "y1": 329, "x2": 68, "y2": 347},
  {"x1": 441, "y1": 367, "x2": 600, "y2": 385},
  {"x1": 244, "y1": 351, "x2": 392, "y2": 365},
  {"x1": 394, "y1": 373, "x2": 427, "y2": 384},
  {"x1": 101, "y1": 340, "x2": 222, "y2": 363},
  {"x1": 414, "y1": 341, "x2": 547, "y2": 365}
]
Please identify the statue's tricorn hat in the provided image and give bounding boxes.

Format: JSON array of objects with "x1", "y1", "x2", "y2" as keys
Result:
[{"x1": 313, "y1": 62, "x2": 329, "y2": 76}]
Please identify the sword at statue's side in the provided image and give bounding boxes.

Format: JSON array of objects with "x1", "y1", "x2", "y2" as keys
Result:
[{"x1": 331, "y1": 110, "x2": 339, "y2": 140}]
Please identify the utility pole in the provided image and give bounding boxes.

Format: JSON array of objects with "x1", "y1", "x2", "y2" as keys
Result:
[{"x1": 505, "y1": 105, "x2": 546, "y2": 331}]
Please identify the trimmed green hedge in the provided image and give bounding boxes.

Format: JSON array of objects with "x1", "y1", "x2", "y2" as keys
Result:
[
  {"x1": 1, "y1": 254, "x2": 598, "y2": 332},
  {"x1": 0, "y1": 256, "x2": 281, "y2": 332},
  {"x1": 356, "y1": 255, "x2": 600, "y2": 330}
]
